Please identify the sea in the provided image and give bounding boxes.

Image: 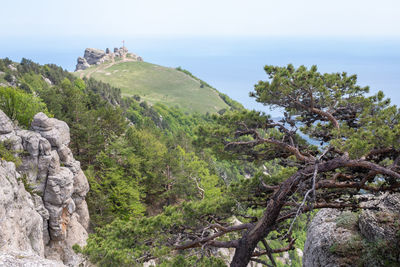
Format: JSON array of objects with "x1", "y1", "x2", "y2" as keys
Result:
[{"x1": 1, "y1": 36, "x2": 399, "y2": 117}]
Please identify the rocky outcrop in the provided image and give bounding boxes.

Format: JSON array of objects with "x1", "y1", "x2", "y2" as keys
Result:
[
  {"x1": 83, "y1": 48, "x2": 106, "y2": 65},
  {"x1": 75, "y1": 57, "x2": 90, "y2": 71},
  {"x1": 75, "y1": 46, "x2": 143, "y2": 71},
  {"x1": 303, "y1": 193, "x2": 400, "y2": 267},
  {"x1": 0, "y1": 251, "x2": 65, "y2": 267},
  {"x1": 358, "y1": 193, "x2": 400, "y2": 242},
  {"x1": 0, "y1": 110, "x2": 90, "y2": 266}
]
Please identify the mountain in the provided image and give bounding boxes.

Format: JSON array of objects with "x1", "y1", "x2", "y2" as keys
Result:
[{"x1": 73, "y1": 47, "x2": 240, "y2": 114}]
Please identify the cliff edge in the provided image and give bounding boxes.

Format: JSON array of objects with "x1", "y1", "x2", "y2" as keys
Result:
[{"x1": 0, "y1": 110, "x2": 90, "y2": 266}]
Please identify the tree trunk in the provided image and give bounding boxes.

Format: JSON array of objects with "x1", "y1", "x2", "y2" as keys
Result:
[
  {"x1": 229, "y1": 158, "x2": 350, "y2": 266},
  {"x1": 230, "y1": 237, "x2": 257, "y2": 267}
]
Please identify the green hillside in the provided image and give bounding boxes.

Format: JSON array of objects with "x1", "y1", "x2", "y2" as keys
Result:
[{"x1": 75, "y1": 61, "x2": 231, "y2": 114}]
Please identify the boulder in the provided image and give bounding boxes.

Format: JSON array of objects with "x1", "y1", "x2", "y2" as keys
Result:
[
  {"x1": 303, "y1": 193, "x2": 400, "y2": 267},
  {"x1": 0, "y1": 110, "x2": 14, "y2": 134},
  {"x1": 83, "y1": 48, "x2": 106, "y2": 65},
  {"x1": 358, "y1": 193, "x2": 400, "y2": 244},
  {"x1": 7, "y1": 64, "x2": 17, "y2": 71},
  {"x1": 31, "y1": 112, "x2": 54, "y2": 131},
  {"x1": 303, "y1": 209, "x2": 355, "y2": 267},
  {"x1": 75, "y1": 57, "x2": 90, "y2": 71},
  {"x1": 32, "y1": 113, "x2": 70, "y2": 148}
]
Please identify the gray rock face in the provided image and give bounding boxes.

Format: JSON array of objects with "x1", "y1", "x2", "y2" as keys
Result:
[
  {"x1": 0, "y1": 251, "x2": 65, "y2": 267},
  {"x1": 83, "y1": 48, "x2": 106, "y2": 65},
  {"x1": 0, "y1": 111, "x2": 90, "y2": 266},
  {"x1": 303, "y1": 209, "x2": 353, "y2": 267},
  {"x1": 359, "y1": 193, "x2": 400, "y2": 242},
  {"x1": 303, "y1": 193, "x2": 400, "y2": 267},
  {"x1": 75, "y1": 57, "x2": 90, "y2": 71},
  {"x1": 0, "y1": 161, "x2": 44, "y2": 257},
  {"x1": 74, "y1": 46, "x2": 144, "y2": 71},
  {"x1": 0, "y1": 110, "x2": 14, "y2": 134}
]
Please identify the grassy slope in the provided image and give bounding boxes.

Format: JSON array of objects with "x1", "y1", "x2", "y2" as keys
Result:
[{"x1": 76, "y1": 61, "x2": 230, "y2": 114}]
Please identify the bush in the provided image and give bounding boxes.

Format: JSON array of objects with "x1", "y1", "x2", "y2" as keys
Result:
[{"x1": 0, "y1": 87, "x2": 49, "y2": 127}]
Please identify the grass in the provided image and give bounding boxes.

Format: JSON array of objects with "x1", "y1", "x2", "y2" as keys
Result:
[{"x1": 75, "y1": 61, "x2": 230, "y2": 114}]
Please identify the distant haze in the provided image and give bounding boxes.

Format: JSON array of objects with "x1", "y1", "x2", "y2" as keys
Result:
[
  {"x1": 1, "y1": 37, "x2": 399, "y2": 117},
  {"x1": 2, "y1": 0, "x2": 400, "y2": 37},
  {"x1": 1, "y1": 1, "x2": 399, "y2": 116}
]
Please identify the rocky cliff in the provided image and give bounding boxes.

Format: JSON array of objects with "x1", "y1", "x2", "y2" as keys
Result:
[
  {"x1": 0, "y1": 110, "x2": 90, "y2": 266},
  {"x1": 75, "y1": 47, "x2": 143, "y2": 71},
  {"x1": 303, "y1": 193, "x2": 400, "y2": 266}
]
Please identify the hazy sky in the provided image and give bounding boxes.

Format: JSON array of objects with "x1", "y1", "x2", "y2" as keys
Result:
[{"x1": 3, "y1": 0, "x2": 400, "y2": 37}]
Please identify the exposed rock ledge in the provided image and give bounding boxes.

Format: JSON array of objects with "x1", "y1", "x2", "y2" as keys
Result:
[
  {"x1": 0, "y1": 110, "x2": 90, "y2": 266},
  {"x1": 75, "y1": 47, "x2": 143, "y2": 71},
  {"x1": 303, "y1": 193, "x2": 400, "y2": 267}
]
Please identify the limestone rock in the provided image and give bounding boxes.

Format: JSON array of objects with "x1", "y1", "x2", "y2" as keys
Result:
[
  {"x1": 359, "y1": 193, "x2": 400, "y2": 242},
  {"x1": 72, "y1": 169, "x2": 89, "y2": 198},
  {"x1": 74, "y1": 46, "x2": 143, "y2": 71},
  {"x1": 0, "y1": 161, "x2": 44, "y2": 257},
  {"x1": 303, "y1": 193, "x2": 400, "y2": 267},
  {"x1": 8, "y1": 64, "x2": 17, "y2": 71},
  {"x1": 43, "y1": 76, "x2": 53, "y2": 85},
  {"x1": 75, "y1": 200, "x2": 90, "y2": 230},
  {"x1": 32, "y1": 113, "x2": 70, "y2": 148},
  {"x1": 83, "y1": 48, "x2": 106, "y2": 65},
  {"x1": 0, "y1": 251, "x2": 65, "y2": 267},
  {"x1": 31, "y1": 112, "x2": 54, "y2": 131},
  {"x1": 0, "y1": 109, "x2": 90, "y2": 266},
  {"x1": 75, "y1": 57, "x2": 90, "y2": 71},
  {"x1": 303, "y1": 209, "x2": 352, "y2": 267},
  {"x1": 44, "y1": 167, "x2": 74, "y2": 206},
  {"x1": 0, "y1": 110, "x2": 14, "y2": 134}
]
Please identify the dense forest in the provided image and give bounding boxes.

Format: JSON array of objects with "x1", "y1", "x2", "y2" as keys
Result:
[
  {"x1": 1, "y1": 58, "x2": 399, "y2": 267},
  {"x1": 0, "y1": 58, "x2": 291, "y2": 266}
]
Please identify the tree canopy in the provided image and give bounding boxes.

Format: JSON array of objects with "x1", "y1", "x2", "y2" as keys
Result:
[{"x1": 181, "y1": 64, "x2": 400, "y2": 266}]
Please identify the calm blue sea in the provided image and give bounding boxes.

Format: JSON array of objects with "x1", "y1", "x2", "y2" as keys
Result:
[{"x1": 1, "y1": 36, "x2": 399, "y2": 117}]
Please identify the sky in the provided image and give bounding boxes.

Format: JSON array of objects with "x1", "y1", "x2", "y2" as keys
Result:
[
  {"x1": 2, "y1": 0, "x2": 400, "y2": 38},
  {"x1": 1, "y1": 1, "x2": 399, "y2": 116}
]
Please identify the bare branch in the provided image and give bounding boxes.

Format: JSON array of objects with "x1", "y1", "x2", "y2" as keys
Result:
[
  {"x1": 252, "y1": 237, "x2": 295, "y2": 257},
  {"x1": 226, "y1": 129, "x2": 314, "y2": 162},
  {"x1": 175, "y1": 223, "x2": 252, "y2": 250}
]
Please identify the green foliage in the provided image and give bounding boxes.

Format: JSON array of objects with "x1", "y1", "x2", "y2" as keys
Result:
[
  {"x1": 176, "y1": 66, "x2": 244, "y2": 111},
  {"x1": 0, "y1": 58, "x2": 12, "y2": 72},
  {"x1": 75, "y1": 61, "x2": 230, "y2": 114},
  {"x1": 72, "y1": 244, "x2": 82, "y2": 254},
  {"x1": 83, "y1": 195, "x2": 234, "y2": 266},
  {"x1": 361, "y1": 238, "x2": 400, "y2": 266},
  {"x1": 84, "y1": 77, "x2": 122, "y2": 105},
  {"x1": 39, "y1": 77, "x2": 127, "y2": 165},
  {"x1": 0, "y1": 87, "x2": 49, "y2": 127},
  {"x1": 159, "y1": 255, "x2": 226, "y2": 267},
  {"x1": 335, "y1": 211, "x2": 359, "y2": 230},
  {"x1": 330, "y1": 232, "x2": 400, "y2": 266},
  {"x1": 17, "y1": 174, "x2": 37, "y2": 196},
  {"x1": 0, "y1": 142, "x2": 21, "y2": 166}
]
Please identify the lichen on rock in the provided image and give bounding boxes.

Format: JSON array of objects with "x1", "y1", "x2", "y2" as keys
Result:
[{"x1": 303, "y1": 193, "x2": 400, "y2": 267}]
